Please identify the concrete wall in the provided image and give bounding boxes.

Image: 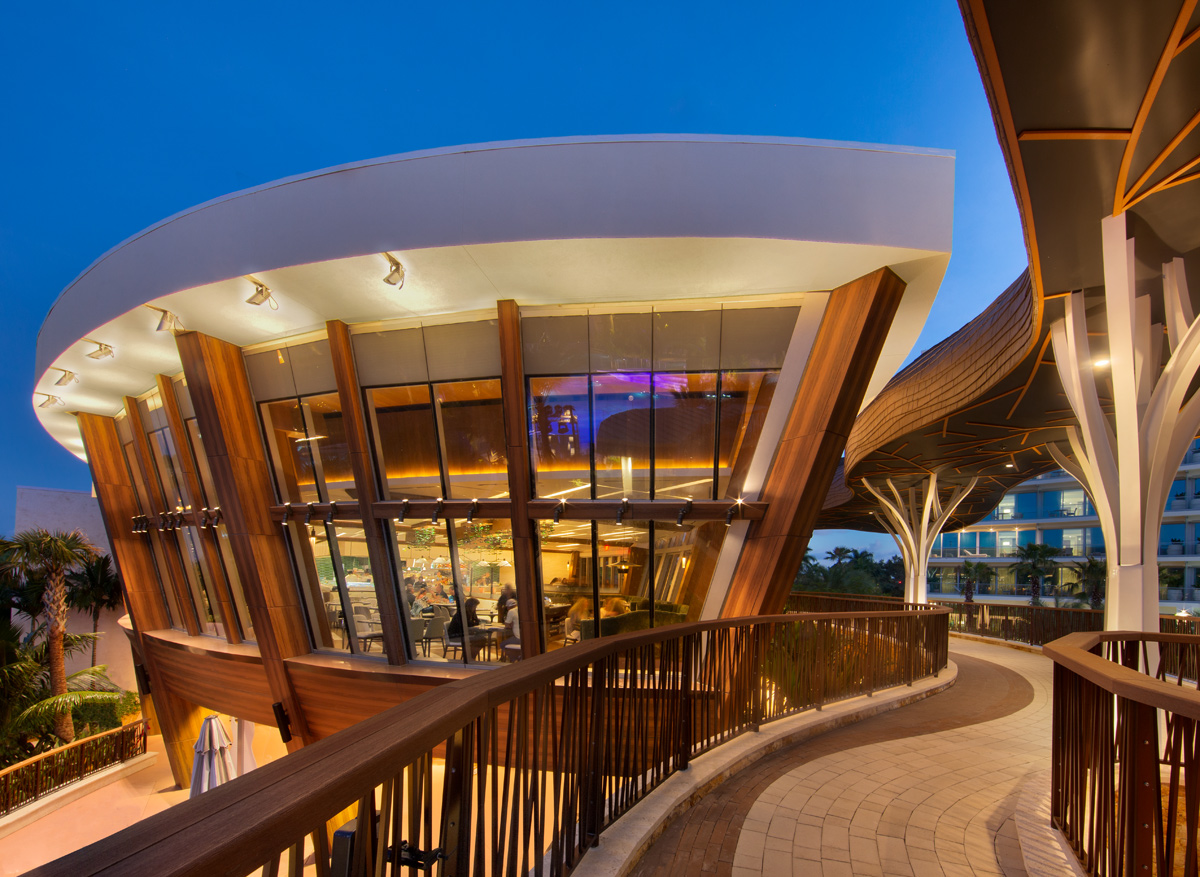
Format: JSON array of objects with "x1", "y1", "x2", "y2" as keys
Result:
[{"x1": 11, "y1": 486, "x2": 135, "y2": 691}]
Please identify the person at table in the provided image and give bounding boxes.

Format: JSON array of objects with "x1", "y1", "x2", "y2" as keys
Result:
[
  {"x1": 497, "y1": 585, "x2": 516, "y2": 622},
  {"x1": 563, "y1": 598, "x2": 592, "y2": 643},
  {"x1": 503, "y1": 598, "x2": 520, "y2": 640},
  {"x1": 432, "y1": 583, "x2": 452, "y2": 604},
  {"x1": 447, "y1": 596, "x2": 486, "y2": 658},
  {"x1": 601, "y1": 597, "x2": 629, "y2": 618},
  {"x1": 411, "y1": 587, "x2": 431, "y2": 617}
]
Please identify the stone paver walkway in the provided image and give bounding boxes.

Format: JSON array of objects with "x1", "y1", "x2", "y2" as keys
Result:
[{"x1": 631, "y1": 639, "x2": 1055, "y2": 877}]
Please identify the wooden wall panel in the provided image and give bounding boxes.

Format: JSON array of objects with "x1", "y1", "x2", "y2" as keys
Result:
[
  {"x1": 326, "y1": 320, "x2": 405, "y2": 664},
  {"x1": 176, "y1": 330, "x2": 313, "y2": 747},
  {"x1": 497, "y1": 300, "x2": 543, "y2": 657},
  {"x1": 76, "y1": 412, "x2": 206, "y2": 786},
  {"x1": 723, "y1": 267, "x2": 908, "y2": 617},
  {"x1": 143, "y1": 635, "x2": 276, "y2": 726}
]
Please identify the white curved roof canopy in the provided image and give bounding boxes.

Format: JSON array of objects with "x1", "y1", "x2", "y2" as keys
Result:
[{"x1": 34, "y1": 135, "x2": 954, "y2": 458}]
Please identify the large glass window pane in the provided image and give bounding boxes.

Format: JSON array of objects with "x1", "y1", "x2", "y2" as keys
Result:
[
  {"x1": 717, "y1": 371, "x2": 778, "y2": 498},
  {"x1": 997, "y1": 530, "x2": 1018, "y2": 556},
  {"x1": 366, "y1": 385, "x2": 442, "y2": 499},
  {"x1": 650, "y1": 519, "x2": 726, "y2": 626},
  {"x1": 538, "y1": 520, "x2": 594, "y2": 647},
  {"x1": 1060, "y1": 528, "x2": 1085, "y2": 556},
  {"x1": 451, "y1": 517, "x2": 517, "y2": 664},
  {"x1": 178, "y1": 527, "x2": 221, "y2": 636},
  {"x1": 1013, "y1": 493, "x2": 1037, "y2": 520},
  {"x1": 301, "y1": 393, "x2": 355, "y2": 503},
  {"x1": 435, "y1": 380, "x2": 508, "y2": 499},
  {"x1": 593, "y1": 374, "x2": 650, "y2": 499},
  {"x1": 121, "y1": 439, "x2": 184, "y2": 630},
  {"x1": 285, "y1": 521, "x2": 352, "y2": 654},
  {"x1": 393, "y1": 519, "x2": 458, "y2": 662},
  {"x1": 653, "y1": 373, "x2": 717, "y2": 500},
  {"x1": 1018, "y1": 530, "x2": 1037, "y2": 547},
  {"x1": 529, "y1": 376, "x2": 592, "y2": 500},
  {"x1": 978, "y1": 531, "x2": 997, "y2": 557},
  {"x1": 261, "y1": 400, "x2": 320, "y2": 503}
]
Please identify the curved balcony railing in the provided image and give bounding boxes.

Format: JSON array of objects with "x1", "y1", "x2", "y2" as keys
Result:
[
  {"x1": 33, "y1": 609, "x2": 948, "y2": 877},
  {"x1": 1044, "y1": 631, "x2": 1200, "y2": 876}
]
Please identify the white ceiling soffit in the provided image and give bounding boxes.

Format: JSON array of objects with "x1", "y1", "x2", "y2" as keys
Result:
[{"x1": 34, "y1": 135, "x2": 954, "y2": 458}]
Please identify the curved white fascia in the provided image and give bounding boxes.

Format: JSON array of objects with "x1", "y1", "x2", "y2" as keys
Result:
[{"x1": 34, "y1": 135, "x2": 954, "y2": 457}]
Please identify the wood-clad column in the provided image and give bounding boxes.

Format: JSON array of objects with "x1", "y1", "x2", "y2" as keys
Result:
[
  {"x1": 498, "y1": 299, "x2": 544, "y2": 657},
  {"x1": 326, "y1": 320, "x2": 406, "y2": 664},
  {"x1": 175, "y1": 330, "x2": 313, "y2": 747},
  {"x1": 123, "y1": 397, "x2": 202, "y2": 637},
  {"x1": 76, "y1": 412, "x2": 206, "y2": 786},
  {"x1": 156, "y1": 374, "x2": 242, "y2": 643},
  {"x1": 723, "y1": 267, "x2": 908, "y2": 617}
]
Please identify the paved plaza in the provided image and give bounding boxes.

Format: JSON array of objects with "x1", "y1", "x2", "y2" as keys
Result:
[{"x1": 632, "y1": 639, "x2": 1062, "y2": 877}]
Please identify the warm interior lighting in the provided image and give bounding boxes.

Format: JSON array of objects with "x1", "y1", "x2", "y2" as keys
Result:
[
  {"x1": 276, "y1": 349, "x2": 285, "y2": 365},
  {"x1": 1093, "y1": 358, "x2": 1110, "y2": 369},
  {"x1": 383, "y1": 253, "x2": 405, "y2": 287},
  {"x1": 246, "y1": 280, "x2": 278, "y2": 309},
  {"x1": 53, "y1": 368, "x2": 79, "y2": 386},
  {"x1": 1005, "y1": 463, "x2": 1015, "y2": 468}
]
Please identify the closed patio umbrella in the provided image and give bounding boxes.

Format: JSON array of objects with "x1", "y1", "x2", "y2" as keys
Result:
[{"x1": 189, "y1": 714, "x2": 237, "y2": 798}]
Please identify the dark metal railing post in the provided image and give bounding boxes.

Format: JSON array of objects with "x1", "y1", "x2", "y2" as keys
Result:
[
  {"x1": 440, "y1": 724, "x2": 474, "y2": 877},
  {"x1": 584, "y1": 657, "x2": 608, "y2": 847},
  {"x1": 679, "y1": 634, "x2": 693, "y2": 771}
]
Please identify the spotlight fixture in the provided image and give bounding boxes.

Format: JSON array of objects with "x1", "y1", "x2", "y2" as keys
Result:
[
  {"x1": 38, "y1": 394, "x2": 64, "y2": 409},
  {"x1": 616, "y1": 498, "x2": 629, "y2": 525},
  {"x1": 383, "y1": 253, "x2": 405, "y2": 287},
  {"x1": 554, "y1": 500, "x2": 566, "y2": 524},
  {"x1": 53, "y1": 368, "x2": 79, "y2": 386},
  {"x1": 467, "y1": 499, "x2": 479, "y2": 523},
  {"x1": 677, "y1": 499, "x2": 692, "y2": 525},
  {"x1": 396, "y1": 498, "x2": 409, "y2": 524},
  {"x1": 246, "y1": 280, "x2": 279, "y2": 310},
  {"x1": 82, "y1": 338, "x2": 115, "y2": 359},
  {"x1": 146, "y1": 306, "x2": 184, "y2": 334},
  {"x1": 432, "y1": 498, "x2": 444, "y2": 525},
  {"x1": 325, "y1": 502, "x2": 337, "y2": 524}
]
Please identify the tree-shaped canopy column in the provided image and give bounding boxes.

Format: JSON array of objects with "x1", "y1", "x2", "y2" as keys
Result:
[
  {"x1": 861, "y1": 472, "x2": 976, "y2": 603},
  {"x1": 1048, "y1": 213, "x2": 1200, "y2": 632}
]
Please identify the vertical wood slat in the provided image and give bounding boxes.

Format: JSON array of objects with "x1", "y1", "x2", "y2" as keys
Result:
[
  {"x1": 155, "y1": 374, "x2": 242, "y2": 644},
  {"x1": 175, "y1": 330, "x2": 313, "y2": 746},
  {"x1": 123, "y1": 395, "x2": 202, "y2": 637},
  {"x1": 723, "y1": 267, "x2": 908, "y2": 617},
  {"x1": 326, "y1": 320, "x2": 406, "y2": 665},
  {"x1": 75, "y1": 412, "x2": 207, "y2": 786},
  {"x1": 497, "y1": 299, "x2": 544, "y2": 658}
]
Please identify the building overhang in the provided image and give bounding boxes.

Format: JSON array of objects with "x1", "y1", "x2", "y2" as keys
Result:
[{"x1": 35, "y1": 135, "x2": 954, "y2": 459}]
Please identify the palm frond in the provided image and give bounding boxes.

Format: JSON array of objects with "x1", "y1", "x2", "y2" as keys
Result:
[{"x1": 14, "y1": 690, "x2": 122, "y2": 728}]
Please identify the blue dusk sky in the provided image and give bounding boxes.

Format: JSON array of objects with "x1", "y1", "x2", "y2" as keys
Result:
[{"x1": 0, "y1": 1, "x2": 1028, "y2": 558}]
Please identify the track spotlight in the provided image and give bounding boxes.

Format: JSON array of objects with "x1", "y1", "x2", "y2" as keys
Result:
[
  {"x1": 617, "y1": 498, "x2": 629, "y2": 525},
  {"x1": 246, "y1": 280, "x2": 278, "y2": 309},
  {"x1": 383, "y1": 253, "x2": 405, "y2": 287},
  {"x1": 554, "y1": 500, "x2": 566, "y2": 524},
  {"x1": 83, "y1": 339, "x2": 114, "y2": 359},
  {"x1": 146, "y1": 306, "x2": 184, "y2": 334},
  {"x1": 677, "y1": 499, "x2": 692, "y2": 525},
  {"x1": 432, "y1": 498, "x2": 444, "y2": 525},
  {"x1": 397, "y1": 498, "x2": 409, "y2": 523},
  {"x1": 38, "y1": 394, "x2": 64, "y2": 409},
  {"x1": 53, "y1": 368, "x2": 79, "y2": 386}
]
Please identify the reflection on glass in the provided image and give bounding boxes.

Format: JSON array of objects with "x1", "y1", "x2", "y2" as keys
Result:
[
  {"x1": 330, "y1": 526, "x2": 383, "y2": 654},
  {"x1": 148, "y1": 429, "x2": 189, "y2": 510},
  {"x1": 593, "y1": 374, "x2": 650, "y2": 499},
  {"x1": 366, "y1": 385, "x2": 442, "y2": 499},
  {"x1": 435, "y1": 380, "x2": 508, "y2": 499},
  {"x1": 286, "y1": 521, "x2": 352, "y2": 654},
  {"x1": 211, "y1": 524, "x2": 254, "y2": 641},
  {"x1": 717, "y1": 371, "x2": 778, "y2": 498},
  {"x1": 538, "y1": 520, "x2": 594, "y2": 647},
  {"x1": 178, "y1": 528, "x2": 220, "y2": 636},
  {"x1": 654, "y1": 373, "x2": 717, "y2": 500},
  {"x1": 261, "y1": 400, "x2": 320, "y2": 503},
  {"x1": 121, "y1": 439, "x2": 184, "y2": 631},
  {"x1": 657, "y1": 519, "x2": 726, "y2": 620},
  {"x1": 302, "y1": 394, "x2": 354, "y2": 502},
  {"x1": 529, "y1": 376, "x2": 591, "y2": 499}
]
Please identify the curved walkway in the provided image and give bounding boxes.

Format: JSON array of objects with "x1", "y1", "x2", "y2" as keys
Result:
[{"x1": 631, "y1": 639, "x2": 1055, "y2": 877}]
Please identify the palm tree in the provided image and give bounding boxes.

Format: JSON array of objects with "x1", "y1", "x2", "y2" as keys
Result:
[
  {"x1": 1013, "y1": 543, "x2": 1061, "y2": 607},
  {"x1": 1, "y1": 530, "x2": 98, "y2": 742},
  {"x1": 960, "y1": 561, "x2": 993, "y2": 603},
  {"x1": 825, "y1": 547, "x2": 853, "y2": 567},
  {"x1": 68, "y1": 556, "x2": 124, "y2": 670},
  {"x1": 1070, "y1": 555, "x2": 1106, "y2": 610}
]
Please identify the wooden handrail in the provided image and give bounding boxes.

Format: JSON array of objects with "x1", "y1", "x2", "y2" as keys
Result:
[
  {"x1": 1044, "y1": 631, "x2": 1200, "y2": 719},
  {"x1": 28, "y1": 610, "x2": 948, "y2": 876}
]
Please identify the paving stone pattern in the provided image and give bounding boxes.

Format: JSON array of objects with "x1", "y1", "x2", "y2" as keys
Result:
[{"x1": 630, "y1": 639, "x2": 1054, "y2": 877}]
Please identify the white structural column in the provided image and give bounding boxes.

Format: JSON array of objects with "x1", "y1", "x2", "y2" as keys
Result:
[
  {"x1": 1048, "y1": 212, "x2": 1200, "y2": 631},
  {"x1": 862, "y1": 472, "x2": 977, "y2": 603}
]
